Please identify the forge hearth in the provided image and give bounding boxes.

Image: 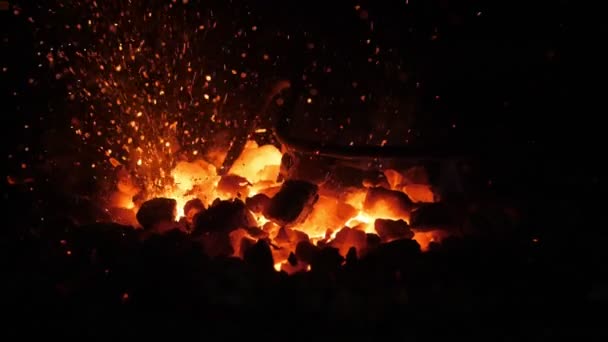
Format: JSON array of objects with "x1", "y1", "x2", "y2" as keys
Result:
[{"x1": 116, "y1": 141, "x2": 519, "y2": 275}]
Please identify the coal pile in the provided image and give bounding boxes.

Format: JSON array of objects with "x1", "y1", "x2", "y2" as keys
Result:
[{"x1": 4, "y1": 183, "x2": 607, "y2": 340}]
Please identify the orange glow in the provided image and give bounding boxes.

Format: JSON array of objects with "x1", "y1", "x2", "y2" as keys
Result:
[
  {"x1": 228, "y1": 141, "x2": 282, "y2": 184},
  {"x1": 293, "y1": 196, "x2": 357, "y2": 238},
  {"x1": 412, "y1": 230, "x2": 446, "y2": 251},
  {"x1": 331, "y1": 226, "x2": 367, "y2": 256},
  {"x1": 403, "y1": 184, "x2": 436, "y2": 203},
  {"x1": 384, "y1": 169, "x2": 404, "y2": 189},
  {"x1": 343, "y1": 189, "x2": 367, "y2": 210},
  {"x1": 110, "y1": 139, "x2": 451, "y2": 269},
  {"x1": 171, "y1": 160, "x2": 218, "y2": 195},
  {"x1": 364, "y1": 199, "x2": 410, "y2": 223},
  {"x1": 254, "y1": 213, "x2": 270, "y2": 226},
  {"x1": 166, "y1": 193, "x2": 188, "y2": 219},
  {"x1": 110, "y1": 191, "x2": 136, "y2": 210},
  {"x1": 168, "y1": 159, "x2": 220, "y2": 217},
  {"x1": 345, "y1": 211, "x2": 374, "y2": 230}
]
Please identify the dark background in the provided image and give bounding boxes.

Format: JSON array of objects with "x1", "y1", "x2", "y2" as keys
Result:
[{"x1": 2, "y1": 0, "x2": 607, "y2": 338}]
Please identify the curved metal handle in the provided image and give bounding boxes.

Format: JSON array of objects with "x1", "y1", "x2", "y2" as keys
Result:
[{"x1": 272, "y1": 79, "x2": 469, "y2": 162}]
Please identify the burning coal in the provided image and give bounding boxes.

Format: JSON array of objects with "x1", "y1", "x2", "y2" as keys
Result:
[{"x1": 110, "y1": 142, "x2": 448, "y2": 273}]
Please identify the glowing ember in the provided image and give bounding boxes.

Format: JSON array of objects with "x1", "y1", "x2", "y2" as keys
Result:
[
  {"x1": 228, "y1": 141, "x2": 282, "y2": 185},
  {"x1": 170, "y1": 159, "x2": 220, "y2": 210},
  {"x1": 345, "y1": 211, "x2": 374, "y2": 229},
  {"x1": 412, "y1": 230, "x2": 445, "y2": 251}
]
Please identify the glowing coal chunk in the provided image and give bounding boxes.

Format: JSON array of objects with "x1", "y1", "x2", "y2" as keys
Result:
[
  {"x1": 293, "y1": 195, "x2": 357, "y2": 238},
  {"x1": 271, "y1": 226, "x2": 310, "y2": 266},
  {"x1": 412, "y1": 230, "x2": 445, "y2": 252},
  {"x1": 170, "y1": 159, "x2": 221, "y2": 212},
  {"x1": 250, "y1": 182, "x2": 281, "y2": 198},
  {"x1": 229, "y1": 228, "x2": 257, "y2": 258},
  {"x1": 402, "y1": 184, "x2": 436, "y2": 203},
  {"x1": 342, "y1": 188, "x2": 367, "y2": 211},
  {"x1": 363, "y1": 187, "x2": 414, "y2": 222},
  {"x1": 216, "y1": 174, "x2": 251, "y2": 198},
  {"x1": 330, "y1": 226, "x2": 368, "y2": 257},
  {"x1": 345, "y1": 211, "x2": 374, "y2": 230},
  {"x1": 384, "y1": 169, "x2": 405, "y2": 190},
  {"x1": 383, "y1": 168, "x2": 437, "y2": 203},
  {"x1": 228, "y1": 142, "x2": 282, "y2": 184},
  {"x1": 261, "y1": 221, "x2": 280, "y2": 237},
  {"x1": 171, "y1": 159, "x2": 219, "y2": 193}
]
